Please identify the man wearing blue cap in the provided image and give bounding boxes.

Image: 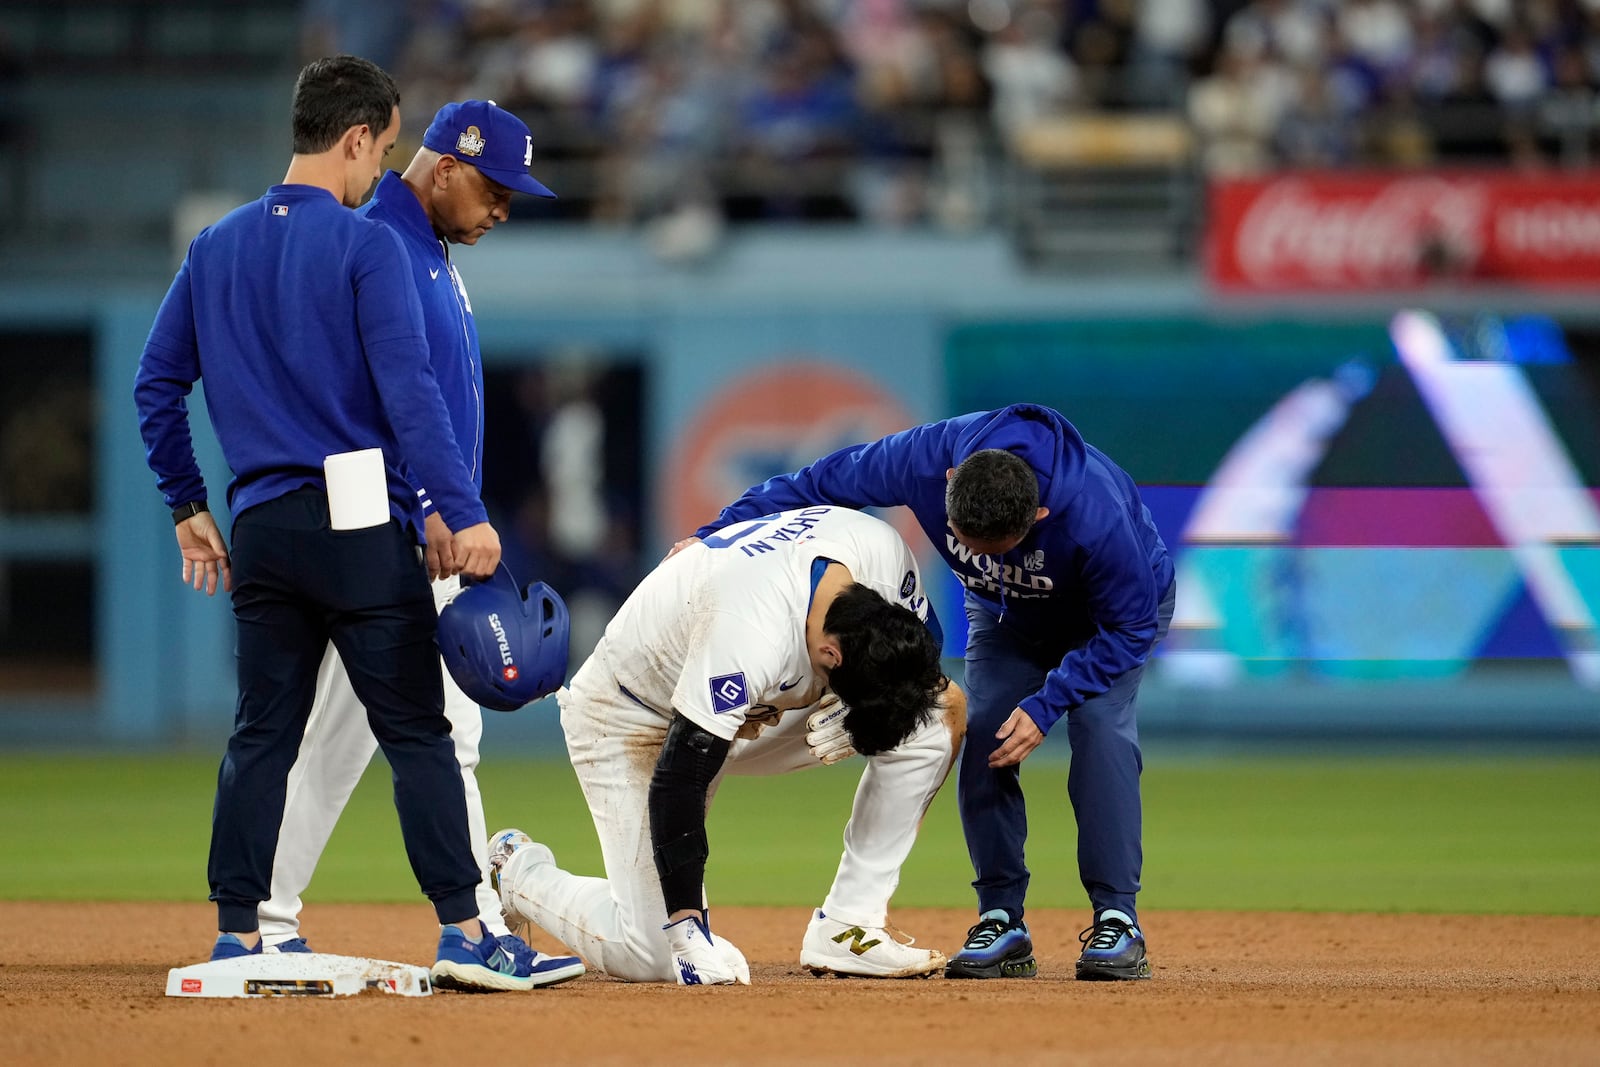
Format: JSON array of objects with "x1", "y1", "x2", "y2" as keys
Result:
[{"x1": 254, "y1": 99, "x2": 581, "y2": 991}]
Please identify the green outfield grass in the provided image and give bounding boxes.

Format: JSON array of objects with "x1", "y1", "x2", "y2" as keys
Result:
[{"x1": 2, "y1": 752, "x2": 1596, "y2": 915}]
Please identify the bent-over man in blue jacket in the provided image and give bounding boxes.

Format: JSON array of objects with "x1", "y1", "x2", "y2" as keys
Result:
[{"x1": 682, "y1": 403, "x2": 1175, "y2": 980}]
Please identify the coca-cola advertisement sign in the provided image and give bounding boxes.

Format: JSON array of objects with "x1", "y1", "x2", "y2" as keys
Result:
[{"x1": 1207, "y1": 172, "x2": 1600, "y2": 290}]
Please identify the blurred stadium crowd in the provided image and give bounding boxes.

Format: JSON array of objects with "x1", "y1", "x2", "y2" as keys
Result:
[{"x1": 297, "y1": 0, "x2": 1600, "y2": 226}]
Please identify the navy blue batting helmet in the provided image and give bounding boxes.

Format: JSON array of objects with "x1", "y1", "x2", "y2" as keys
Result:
[{"x1": 437, "y1": 568, "x2": 570, "y2": 712}]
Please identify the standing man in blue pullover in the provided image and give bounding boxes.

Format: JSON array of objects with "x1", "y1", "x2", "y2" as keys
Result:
[
  {"x1": 134, "y1": 56, "x2": 524, "y2": 990},
  {"x1": 680, "y1": 404, "x2": 1175, "y2": 980},
  {"x1": 254, "y1": 99, "x2": 584, "y2": 989}
]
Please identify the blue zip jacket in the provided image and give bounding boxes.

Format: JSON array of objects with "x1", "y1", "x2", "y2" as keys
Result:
[
  {"x1": 358, "y1": 171, "x2": 483, "y2": 510},
  {"x1": 696, "y1": 404, "x2": 1174, "y2": 733},
  {"x1": 134, "y1": 184, "x2": 486, "y2": 538}
]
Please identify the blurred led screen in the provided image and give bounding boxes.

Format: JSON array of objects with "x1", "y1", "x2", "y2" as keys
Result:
[{"x1": 946, "y1": 314, "x2": 1600, "y2": 688}]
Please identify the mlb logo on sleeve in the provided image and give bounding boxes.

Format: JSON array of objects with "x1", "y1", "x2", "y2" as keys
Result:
[{"x1": 709, "y1": 673, "x2": 749, "y2": 714}]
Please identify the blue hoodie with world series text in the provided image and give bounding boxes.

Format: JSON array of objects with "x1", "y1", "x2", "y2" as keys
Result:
[{"x1": 695, "y1": 404, "x2": 1174, "y2": 734}]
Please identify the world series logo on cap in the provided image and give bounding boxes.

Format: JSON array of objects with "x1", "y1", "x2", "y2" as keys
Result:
[{"x1": 456, "y1": 125, "x2": 486, "y2": 157}]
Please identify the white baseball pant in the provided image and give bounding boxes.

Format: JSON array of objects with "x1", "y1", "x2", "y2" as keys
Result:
[
  {"x1": 495, "y1": 648, "x2": 964, "y2": 981},
  {"x1": 258, "y1": 575, "x2": 507, "y2": 944}
]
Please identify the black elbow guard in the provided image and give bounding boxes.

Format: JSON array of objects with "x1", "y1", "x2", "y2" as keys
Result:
[
  {"x1": 654, "y1": 827, "x2": 709, "y2": 877},
  {"x1": 648, "y1": 715, "x2": 731, "y2": 913}
]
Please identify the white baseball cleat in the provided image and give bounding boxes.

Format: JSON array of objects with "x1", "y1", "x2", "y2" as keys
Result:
[
  {"x1": 487, "y1": 828, "x2": 554, "y2": 891},
  {"x1": 487, "y1": 828, "x2": 571, "y2": 955},
  {"x1": 799, "y1": 909, "x2": 946, "y2": 978}
]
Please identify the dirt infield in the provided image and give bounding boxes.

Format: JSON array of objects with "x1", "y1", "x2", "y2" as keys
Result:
[{"x1": 2, "y1": 903, "x2": 1597, "y2": 1066}]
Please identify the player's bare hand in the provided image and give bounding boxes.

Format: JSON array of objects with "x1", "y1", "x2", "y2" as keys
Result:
[
  {"x1": 175, "y1": 512, "x2": 232, "y2": 596},
  {"x1": 423, "y1": 511, "x2": 455, "y2": 581},
  {"x1": 450, "y1": 522, "x2": 501, "y2": 580},
  {"x1": 989, "y1": 707, "x2": 1043, "y2": 768},
  {"x1": 664, "y1": 535, "x2": 701, "y2": 560}
]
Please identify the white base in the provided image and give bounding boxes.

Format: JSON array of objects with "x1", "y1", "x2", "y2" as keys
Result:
[{"x1": 165, "y1": 952, "x2": 433, "y2": 998}]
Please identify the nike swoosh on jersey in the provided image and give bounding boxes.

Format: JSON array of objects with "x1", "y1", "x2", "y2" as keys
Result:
[
  {"x1": 778, "y1": 679, "x2": 802, "y2": 690},
  {"x1": 430, "y1": 267, "x2": 441, "y2": 279}
]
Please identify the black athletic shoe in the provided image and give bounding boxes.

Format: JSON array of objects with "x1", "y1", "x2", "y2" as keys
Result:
[
  {"x1": 1075, "y1": 914, "x2": 1152, "y2": 981},
  {"x1": 943, "y1": 910, "x2": 1038, "y2": 979}
]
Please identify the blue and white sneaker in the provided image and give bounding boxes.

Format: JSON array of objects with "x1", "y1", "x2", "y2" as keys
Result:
[
  {"x1": 264, "y1": 937, "x2": 313, "y2": 954},
  {"x1": 431, "y1": 924, "x2": 585, "y2": 992},
  {"x1": 431, "y1": 924, "x2": 531, "y2": 992},
  {"x1": 1075, "y1": 911, "x2": 1151, "y2": 981},
  {"x1": 943, "y1": 909, "x2": 1037, "y2": 979},
  {"x1": 493, "y1": 932, "x2": 586, "y2": 988},
  {"x1": 210, "y1": 933, "x2": 263, "y2": 961}
]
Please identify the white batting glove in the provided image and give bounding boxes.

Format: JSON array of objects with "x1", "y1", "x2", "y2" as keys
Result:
[
  {"x1": 710, "y1": 932, "x2": 751, "y2": 984},
  {"x1": 663, "y1": 915, "x2": 750, "y2": 985},
  {"x1": 804, "y1": 695, "x2": 857, "y2": 766}
]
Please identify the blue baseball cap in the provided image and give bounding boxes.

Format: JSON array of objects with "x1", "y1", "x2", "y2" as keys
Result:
[{"x1": 422, "y1": 100, "x2": 556, "y2": 199}]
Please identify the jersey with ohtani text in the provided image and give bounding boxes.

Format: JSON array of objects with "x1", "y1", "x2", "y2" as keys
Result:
[{"x1": 597, "y1": 507, "x2": 936, "y2": 741}]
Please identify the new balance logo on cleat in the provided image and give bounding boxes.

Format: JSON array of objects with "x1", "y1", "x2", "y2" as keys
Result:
[
  {"x1": 800, "y1": 910, "x2": 945, "y2": 979},
  {"x1": 830, "y1": 926, "x2": 883, "y2": 956}
]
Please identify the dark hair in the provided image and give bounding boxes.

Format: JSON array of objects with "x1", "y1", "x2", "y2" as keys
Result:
[
  {"x1": 945, "y1": 448, "x2": 1039, "y2": 543},
  {"x1": 823, "y1": 583, "x2": 947, "y2": 757},
  {"x1": 291, "y1": 55, "x2": 400, "y2": 155}
]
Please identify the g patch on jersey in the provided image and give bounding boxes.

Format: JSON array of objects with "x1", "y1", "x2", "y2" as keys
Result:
[
  {"x1": 456, "y1": 125, "x2": 486, "y2": 157},
  {"x1": 899, "y1": 570, "x2": 916, "y2": 599},
  {"x1": 709, "y1": 672, "x2": 749, "y2": 714}
]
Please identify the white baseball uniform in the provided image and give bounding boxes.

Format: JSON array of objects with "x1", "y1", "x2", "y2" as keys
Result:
[
  {"x1": 259, "y1": 575, "x2": 507, "y2": 945},
  {"x1": 495, "y1": 506, "x2": 962, "y2": 981}
]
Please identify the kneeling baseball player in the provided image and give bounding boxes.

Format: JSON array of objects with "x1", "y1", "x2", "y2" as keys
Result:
[{"x1": 490, "y1": 506, "x2": 966, "y2": 983}]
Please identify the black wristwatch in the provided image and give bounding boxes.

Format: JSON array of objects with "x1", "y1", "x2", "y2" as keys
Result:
[{"x1": 172, "y1": 500, "x2": 210, "y2": 525}]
